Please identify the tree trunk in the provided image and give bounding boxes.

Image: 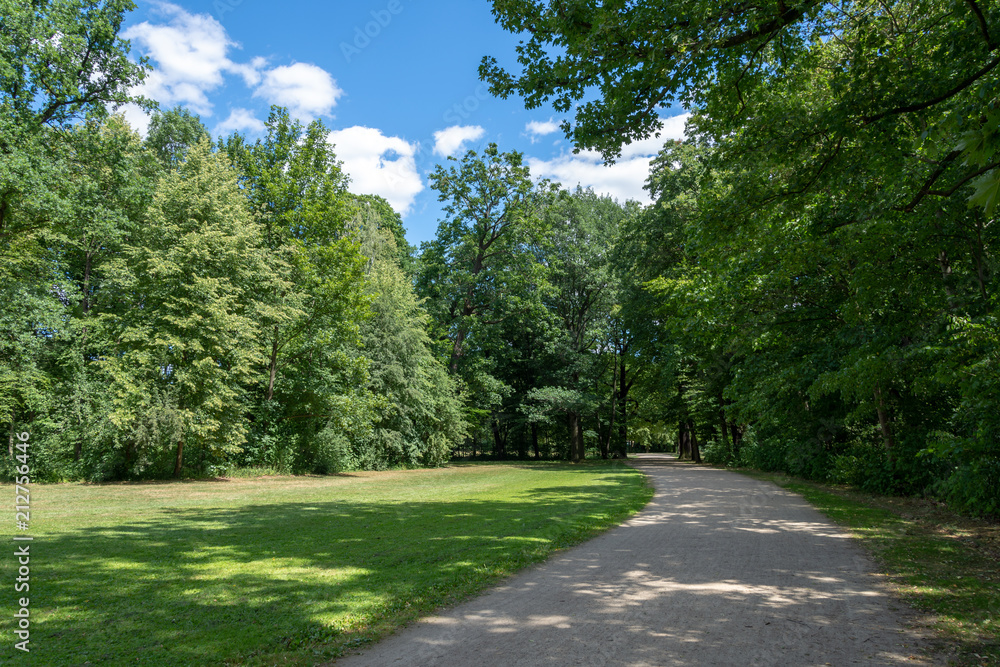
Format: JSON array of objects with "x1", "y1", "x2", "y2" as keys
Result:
[
  {"x1": 491, "y1": 419, "x2": 507, "y2": 459},
  {"x1": 173, "y1": 436, "x2": 185, "y2": 478},
  {"x1": 516, "y1": 425, "x2": 528, "y2": 459},
  {"x1": 605, "y1": 359, "x2": 618, "y2": 456},
  {"x1": 689, "y1": 420, "x2": 702, "y2": 463},
  {"x1": 718, "y1": 392, "x2": 731, "y2": 457},
  {"x1": 266, "y1": 325, "x2": 280, "y2": 401},
  {"x1": 612, "y1": 354, "x2": 632, "y2": 459},
  {"x1": 568, "y1": 410, "x2": 582, "y2": 462},
  {"x1": 449, "y1": 297, "x2": 476, "y2": 375},
  {"x1": 531, "y1": 423, "x2": 540, "y2": 459},
  {"x1": 874, "y1": 383, "x2": 896, "y2": 452},
  {"x1": 613, "y1": 385, "x2": 628, "y2": 458},
  {"x1": 678, "y1": 421, "x2": 689, "y2": 459},
  {"x1": 595, "y1": 411, "x2": 608, "y2": 459},
  {"x1": 730, "y1": 423, "x2": 743, "y2": 459}
]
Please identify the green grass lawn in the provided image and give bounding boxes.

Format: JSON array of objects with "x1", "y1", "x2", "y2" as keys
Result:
[
  {"x1": 737, "y1": 470, "x2": 1000, "y2": 667},
  {"x1": 0, "y1": 461, "x2": 651, "y2": 666}
]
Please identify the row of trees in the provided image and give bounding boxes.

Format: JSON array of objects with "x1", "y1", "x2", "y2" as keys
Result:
[
  {"x1": 2, "y1": 103, "x2": 467, "y2": 481},
  {"x1": 416, "y1": 146, "x2": 658, "y2": 461},
  {"x1": 1, "y1": 1, "x2": 466, "y2": 479}
]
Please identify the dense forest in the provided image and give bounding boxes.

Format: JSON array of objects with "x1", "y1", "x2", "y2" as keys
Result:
[{"x1": 3, "y1": 0, "x2": 999, "y2": 515}]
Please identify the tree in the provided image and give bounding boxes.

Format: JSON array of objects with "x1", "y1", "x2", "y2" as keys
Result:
[
  {"x1": 1, "y1": 0, "x2": 148, "y2": 462},
  {"x1": 481, "y1": 0, "x2": 1000, "y2": 215},
  {"x1": 483, "y1": 1, "x2": 1000, "y2": 514},
  {"x1": 351, "y1": 193, "x2": 415, "y2": 272},
  {"x1": 417, "y1": 144, "x2": 551, "y2": 454},
  {"x1": 103, "y1": 140, "x2": 267, "y2": 477},
  {"x1": 49, "y1": 115, "x2": 157, "y2": 471},
  {"x1": 224, "y1": 107, "x2": 369, "y2": 446},
  {"x1": 1, "y1": 0, "x2": 147, "y2": 243},
  {"x1": 145, "y1": 106, "x2": 208, "y2": 169},
  {"x1": 419, "y1": 144, "x2": 548, "y2": 373},
  {"x1": 540, "y1": 188, "x2": 622, "y2": 460},
  {"x1": 353, "y1": 213, "x2": 467, "y2": 469}
]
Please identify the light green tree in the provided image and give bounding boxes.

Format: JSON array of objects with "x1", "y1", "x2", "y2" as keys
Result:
[{"x1": 103, "y1": 140, "x2": 267, "y2": 477}]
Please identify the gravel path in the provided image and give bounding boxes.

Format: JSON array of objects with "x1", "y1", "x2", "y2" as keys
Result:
[{"x1": 335, "y1": 454, "x2": 938, "y2": 666}]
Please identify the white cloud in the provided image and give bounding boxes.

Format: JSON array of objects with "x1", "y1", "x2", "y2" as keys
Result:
[
  {"x1": 328, "y1": 126, "x2": 423, "y2": 215},
  {"x1": 528, "y1": 113, "x2": 692, "y2": 204},
  {"x1": 432, "y1": 125, "x2": 485, "y2": 157},
  {"x1": 525, "y1": 118, "x2": 560, "y2": 142},
  {"x1": 660, "y1": 113, "x2": 691, "y2": 141},
  {"x1": 214, "y1": 108, "x2": 265, "y2": 137},
  {"x1": 254, "y1": 63, "x2": 342, "y2": 121},
  {"x1": 122, "y1": 2, "x2": 264, "y2": 116},
  {"x1": 230, "y1": 57, "x2": 268, "y2": 88},
  {"x1": 529, "y1": 154, "x2": 656, "y2": 204}
]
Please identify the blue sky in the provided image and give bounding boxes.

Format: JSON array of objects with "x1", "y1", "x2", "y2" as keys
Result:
[{"x1": 119, "y1": 0, "x2": 689, "y2": 246}]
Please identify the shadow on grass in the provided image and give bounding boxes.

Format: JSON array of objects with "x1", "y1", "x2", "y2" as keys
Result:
[{"x1": 23, "y1": 471, "x2": 644, "y2": 666}]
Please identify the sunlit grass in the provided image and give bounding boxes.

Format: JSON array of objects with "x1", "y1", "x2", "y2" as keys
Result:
[
  {"x1": 0, "y1": 461, "x2": 651, "y2": 666},
  {"x1": 739, "y1": 470, "x2": 1000, "y2": 667}
]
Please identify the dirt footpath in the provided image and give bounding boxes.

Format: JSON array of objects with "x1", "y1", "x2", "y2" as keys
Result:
[{"x1": 335, "y1": 455, "x2": 939, "y2": 666}]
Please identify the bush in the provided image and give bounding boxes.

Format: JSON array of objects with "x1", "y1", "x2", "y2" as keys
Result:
[
  {"x1": 829, "y1": 442, "x2": 895, "y2": 494},
  {"x1": 736, "y1": 430, "x2": 787, "y2": 472},
  {"x1": 422, "y1": 432, "x2": 452, "y2": 467},
  {"x1": 312, "y1": 428, "x2": 357, "y2": 474},
  {"x1": 935, "y1": 458, "x2": 1000, "y2": 516},
  {"x1": 701, "y1": 437, "x2": 731, "y2": 465}
]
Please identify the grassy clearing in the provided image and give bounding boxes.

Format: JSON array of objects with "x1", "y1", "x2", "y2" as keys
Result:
[
  {"x1": 737, "y1": 469, "x2": 1000, "y2": 667},
  {"x1": 0, "y1": 461, "x2": 651, "y2": 666}
]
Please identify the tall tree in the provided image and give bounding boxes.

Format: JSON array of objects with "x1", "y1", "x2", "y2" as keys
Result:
[
  {"x1": 145, "y1": 106, "x2": 208, "y2": 169},
  {"x1": 353, "y1": 212, "x2": 467, "y2": 469},
  {"x1": 103, "y1": 140, "x2": 267, "y2": 477},
  {"x1": 418, "y1": 144, "x2": 551, "y2": 453},
  {"x1": 225, "y1": 106, "x2": 368, "y2": 405},
  {"x1": 0, "y1": 0, "x2": 147, "y2": 243},
  {"x1": 541, "y1": 188, "x2": 622, "y2": 460},
  {"x1": 419, "y1": 143, "x2": 548, "y2": 374}
]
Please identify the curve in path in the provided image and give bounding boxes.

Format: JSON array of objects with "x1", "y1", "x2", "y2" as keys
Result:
[{"x1": 335, "y1": 454, "x2": 937, "y2": 666}]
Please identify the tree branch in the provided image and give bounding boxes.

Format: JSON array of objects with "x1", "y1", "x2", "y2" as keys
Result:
[
  {"x1": 964, "y1": 0, "x2": 995, "y2": 50},
  {"x1": 863, "y1": 55, "x2": 1000, "y2": 124}
]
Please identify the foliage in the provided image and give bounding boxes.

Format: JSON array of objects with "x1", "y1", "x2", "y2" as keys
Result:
[
  {"x1": 223, "y1": 107, "x2": 374, "y2": 474},
  {"x1": 145, "y1": 106, "x2": 208, "y2": 169},
  {"x1": 481, "y1": 0, "x2": 1000, "y2": 513},
  {"x1": 354, "y1": 211, "x2": 467, "y2": 469},
  {"x1": 101, "y1": 139, "x2": 267, "y2": 476}
]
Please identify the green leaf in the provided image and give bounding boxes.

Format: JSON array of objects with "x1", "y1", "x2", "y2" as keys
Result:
[{"x1": 968, "y1": 168, "x2": 1000, "y2": 216}]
